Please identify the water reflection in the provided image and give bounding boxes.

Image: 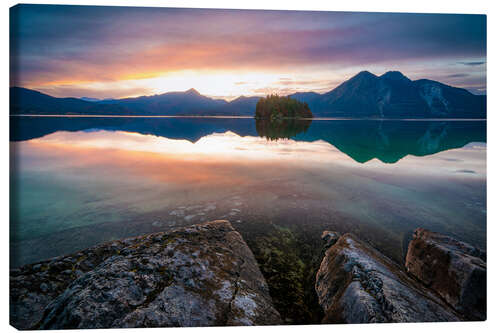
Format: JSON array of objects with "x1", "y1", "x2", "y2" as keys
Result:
[
  {"x1": 299, "y1": 120, "x2": 486, "y2": 163},
  {"x1": 11, "y1": 116, "x2": 485, "y2": 164},
  {"x1": 10, "y1": 117, "x2": 486, "y2": 269},
  {"x1": 256, "y1": 118, "x2": 312, "y2": 141}
]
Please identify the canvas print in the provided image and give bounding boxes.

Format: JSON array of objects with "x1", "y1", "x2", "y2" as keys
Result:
[{"x1": 9, "y1": 4, "x2": 486, "y2": 329}]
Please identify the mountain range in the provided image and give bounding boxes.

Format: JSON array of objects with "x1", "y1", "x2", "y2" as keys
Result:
[{"x1": 10, "y1": 71, "x2": 486, "y2": 118}]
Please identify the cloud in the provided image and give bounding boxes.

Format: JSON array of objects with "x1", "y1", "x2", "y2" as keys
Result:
[
  {"x1": 273, "y1": 79, "x2": 341, "y2": 87},
  {"x1": 447, "y1": 73, "x2": 469, "y2": 78},
  {"x1": 457, "y1": 61, "x2": 486, "y2": 66},
  {"x1": 10, "y1": 5, "x2": 486, "y2": 97},
  {"x1": 35, "y1": 85, "x2": 154, "y2": 100}
]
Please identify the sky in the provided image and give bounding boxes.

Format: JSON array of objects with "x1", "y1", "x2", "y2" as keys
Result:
[{"x1": 10, "y1": 5, "x2": 486, "y2": 100}]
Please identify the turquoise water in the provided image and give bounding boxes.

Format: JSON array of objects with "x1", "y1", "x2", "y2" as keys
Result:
[{"x1": 10, "y1": 117, "x2": 486, "y2": 267}]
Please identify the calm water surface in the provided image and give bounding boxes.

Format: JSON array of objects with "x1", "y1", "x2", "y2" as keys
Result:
[{"x1": 10, "y1": 117, "x2": 486, "y2": 268}]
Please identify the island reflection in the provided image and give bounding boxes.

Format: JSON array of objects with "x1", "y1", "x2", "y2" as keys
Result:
[
  {"x1": 10, "y1": 124, "x2": 486, "y2": 269},
  {"x1": 256, "y1": 118, "x2": 312, "y2": 141},
  {"x1": 10, "y1": 116, "x2": 486, "y2": 164}
]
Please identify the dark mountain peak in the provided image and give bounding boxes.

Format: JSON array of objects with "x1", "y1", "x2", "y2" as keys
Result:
[
  {"x1": 351, "y1": 70, "x2": 377, "y2": 80},
  {"x1": 331, "y1": 71, "x2": 378, "y2": 93},
  {"x1": 380, "y1": 71, "x2": 411, "y2": 82},
  {"x1": 230, "y1": 95, "x2": 252, "y2": 103},
  {"x1": 340, "y1": 71, "x2": 379, "y2": 89},
  {"x1": 317, "y1": 69, "x2": 484, "y2": 118},
  {"x1": 185, "y1": 88, "x2": 201, "y2": 95}
]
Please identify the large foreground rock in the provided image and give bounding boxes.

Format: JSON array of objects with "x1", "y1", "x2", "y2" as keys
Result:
[
  {"x1": 10, "y1": 220, "x2": 281, "y2": 329},
  {"x1": 405, "y1": 228, "x2": 486, "y2": 320},
  {"x1": 315, "y1": 232, "x2": 461, "y2": 323}
]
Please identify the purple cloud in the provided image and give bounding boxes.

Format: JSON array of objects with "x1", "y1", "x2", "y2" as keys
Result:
[{"x1": 10, "y1": 5, "x2": 486, "y2": 96}]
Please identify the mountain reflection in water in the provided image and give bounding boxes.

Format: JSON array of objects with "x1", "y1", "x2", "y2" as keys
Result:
[
  {"x1": 11, "y1": 116, "x2": 485, "y2": 164},
  {"x1": 10, "y1": 116, "x2": 486, "y2": 271}
]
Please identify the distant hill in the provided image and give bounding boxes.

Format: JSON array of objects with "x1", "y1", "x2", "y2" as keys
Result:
[
  {"x1": 101, "y1": 91, "x2": 260, "y2": 116},
  {"x1": 10, "y1": 87, "x2": 126, "y2": 115},
  {"x1": 10, "y1": 71, "x2": 486, "y2": 118},
  {"x1": 10, "y1": 87, "x2": 258, "y2": 116},
  {"x1": 105, "y1": 88, "x2": 226, "y2": 115},
  {"x1": 79, "y1": 97, "x2": 101, "y2": 102},
  {"x1": 290, "y1": 71, "x2": 486, "y2": 118},
  {"x1": 218, "y1": 96, "x2": 260, "y2": 116}
]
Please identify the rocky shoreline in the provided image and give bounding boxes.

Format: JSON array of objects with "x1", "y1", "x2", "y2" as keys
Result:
[
  {"x1": 315, "y1": 229, "x2": 485, "y2": 323},
  {"x1": 10, "y1": 221, "x2": 281, "y2": 329},
  {"x1": 10, "y1": 220, "x2": 486, "y2": 329}
]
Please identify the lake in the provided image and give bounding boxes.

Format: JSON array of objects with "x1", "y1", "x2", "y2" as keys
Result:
[{"x1": 9, "y1": 116, "x2": 486, "y2": 323}]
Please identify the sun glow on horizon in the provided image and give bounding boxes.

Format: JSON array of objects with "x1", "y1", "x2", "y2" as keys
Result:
[
  {"x1": 11, "y1": 6, "x2": 486, "y2": 99},
  {"x1": 28, "y1": 68, "x2": 346, "y2": 101},
  {"x1": 144, "y1": 71, "x2": 282, "y2": 100},
  {"x1": 22, "y1": 129, "x2": 486, "y2": 179},
  {"x1": 25, "y1": 59, "x2": 487, "y2": 101}
]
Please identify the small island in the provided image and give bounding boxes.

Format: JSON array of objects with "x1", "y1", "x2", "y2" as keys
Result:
[{"x1": 255, "y1": 94, "x2": 313, "y2": 120}]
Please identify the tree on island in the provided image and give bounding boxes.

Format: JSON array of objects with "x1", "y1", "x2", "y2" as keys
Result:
[{"x1": 255, "y1": 94, "x2": 313, "y2": 120}]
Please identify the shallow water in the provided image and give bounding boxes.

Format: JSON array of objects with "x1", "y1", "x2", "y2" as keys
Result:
[{"x1": 10, "y1": 116, "x2": 486, "y2": 269}]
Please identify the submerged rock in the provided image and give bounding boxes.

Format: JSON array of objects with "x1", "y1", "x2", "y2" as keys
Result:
[
  {"x1": 10, "y1": 220, "x2": 281, "y2": 329},
  {"x1": 321, "y1": 231, "x2": 341, "y2": 249},
  {"x1": 315, "y1": 232, "x2": 461, "y2": 323},
  {"x1": 405, "y1": 228, "x2": 486, "y2": 320}
]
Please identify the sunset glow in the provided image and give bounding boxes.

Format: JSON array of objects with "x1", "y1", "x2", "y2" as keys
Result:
[
  {"x1": 10, "y1": 5, "x2": 486, "y2": 100},
  {"x1": 24, "y1": 129, "x2": 486, "y2": 178}
]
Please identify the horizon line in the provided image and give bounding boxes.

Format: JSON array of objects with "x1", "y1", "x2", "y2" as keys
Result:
[
  {"x1": 10, "y1": 84, "x2": 487, "y2": 103},
  {"x1": 9, "y1": 115, "x2": 487, "y2": 121},
  {"x1": 11, "y1": 69, "x2": 487, "y2": 101}
]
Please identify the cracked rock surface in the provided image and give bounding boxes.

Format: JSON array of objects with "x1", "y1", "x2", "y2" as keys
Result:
[
  {"x1": 315, "y1": 232, "x2": 461, "y2": 323},
  {"x1": 10, "y1": 220, "x2": 281, "y2": 329},
  {"x1": 405, "y1": 228, "x2": 486, "y2": 320}
]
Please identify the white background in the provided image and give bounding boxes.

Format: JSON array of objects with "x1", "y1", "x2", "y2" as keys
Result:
[{"x1": 1, "y1": 0, "x2": 498, "y2": 332}]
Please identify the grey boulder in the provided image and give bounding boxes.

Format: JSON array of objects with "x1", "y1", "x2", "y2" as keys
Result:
[
  {"x1": 405, "y1": 228, "x2": 486, "y2": 320},
  {"x1": 315, "y1": 232, "x2": 460, "y2": 323},
  {"x1": 10, "y1": 220, "x2": 281, "y2": 329}
]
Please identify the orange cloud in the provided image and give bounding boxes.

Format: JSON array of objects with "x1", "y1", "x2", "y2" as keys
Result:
[{"x1": 11, "y1": 6, "x2": 486, "y2": 97}]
